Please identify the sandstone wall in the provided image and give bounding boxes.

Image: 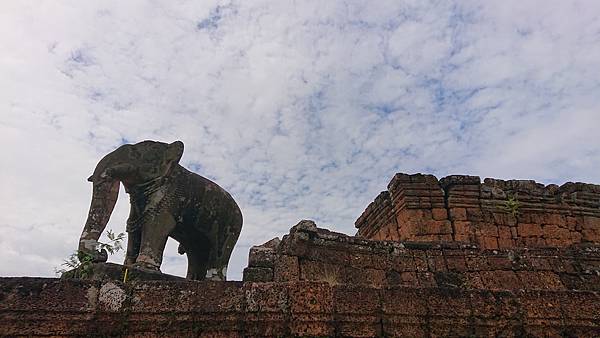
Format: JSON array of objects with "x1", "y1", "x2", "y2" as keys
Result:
[
  {"x1": 2, "y1": 277, "x2": 599, "y2": 337},
  {"x1": 244, "y1": 221, "x2": 600, "y2": 291},
  {"x1": 355, "y1": 173, "x2": 600, "y2": 249}
]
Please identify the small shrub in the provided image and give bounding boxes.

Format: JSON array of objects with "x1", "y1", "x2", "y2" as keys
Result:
[
  {"x1": 56, "y1": 230, "x2": 125, "y2": 278},
  {"x1": 502, "y1": 194, "x2": 520, "y2": 217}
]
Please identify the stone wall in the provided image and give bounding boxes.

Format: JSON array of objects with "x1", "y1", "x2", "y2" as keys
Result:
[
  {"x1": 355, "y1": 173, "x2": 600, "y2": 249},
  {"x1": 244, "y1": 220, "x2": 600, "y2": 291},
  {"x1": 3, "y1": 173, "x2": 600, "y2": 337},
  {"x1": 2, "y1": 277, "x2": 599, "y2": 337},
  {"x1": 2, "y1": 220, "x2": 600, "y2": 337}
]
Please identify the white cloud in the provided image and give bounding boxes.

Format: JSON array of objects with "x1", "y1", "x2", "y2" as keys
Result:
[{"x1": 1, "y1": 1, "x2": 599, "y2": 280}]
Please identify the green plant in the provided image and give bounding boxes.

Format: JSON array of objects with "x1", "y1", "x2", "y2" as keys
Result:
[
  {"x1": 56, "y1": 230, "x2": 125, "y2": 278},
  {"x1": 99, "y1": 230, "x2": 125, "y2": 255},
  {"x1": 56, "y1": 250, "x2": 95, "y2": 278},
  {"x1": 502, "y1": 194, "x2": 520, "y2": 216}
]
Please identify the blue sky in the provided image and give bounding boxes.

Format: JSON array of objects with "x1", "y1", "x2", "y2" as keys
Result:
[{"x1": 1, "y1": 1, "x2": 599, "y2": 280}]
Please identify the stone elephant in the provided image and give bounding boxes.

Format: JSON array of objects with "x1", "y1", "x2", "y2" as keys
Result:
[{"x1": 78, "y1": 140, "x2": 243, "y2": 280}]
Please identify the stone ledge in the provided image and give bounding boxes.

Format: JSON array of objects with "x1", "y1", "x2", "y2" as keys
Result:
[
  {"x1": 1, "y1": 278, "x2": 599, "y2": 337},
  {"x1": 244, "y1": 222, "x2": 600, "y2": 291},
  {"x1": 60, "y1": 262, "x2": 186, "y2": 281}
]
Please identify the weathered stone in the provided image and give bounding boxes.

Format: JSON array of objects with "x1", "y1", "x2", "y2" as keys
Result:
[
  {"x1": 273, "y1": 254, "x2": 299, "y2": 282},
  {"x1": 356, "y1": 172, "x2": 600, "y2": 250},
  {"x1": 247, "y1": 246, "x2": 277, "y2": 268},
  {"x1": 242, "y1": 267, "x2": 273, "y2": 282},
  {"x1": 78, "y1": 140, "x2": 242, "y2": 281}
]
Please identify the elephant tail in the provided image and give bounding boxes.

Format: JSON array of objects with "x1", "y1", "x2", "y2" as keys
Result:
[{"x1": 178, "y1": 243, "x2": 186, "y2": 255}]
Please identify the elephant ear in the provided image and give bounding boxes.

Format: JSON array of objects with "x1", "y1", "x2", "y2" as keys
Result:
[
  {"x1": 159, "y1": 141, "x2": 183, "y2": 176},
  {"x1": 166, "y1": 141, "x2": 184, "y2": 164}
]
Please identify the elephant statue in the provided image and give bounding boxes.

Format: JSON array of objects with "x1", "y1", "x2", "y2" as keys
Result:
[{"x1": 78, "y1": 140, "x2": 243, "y2": 281}]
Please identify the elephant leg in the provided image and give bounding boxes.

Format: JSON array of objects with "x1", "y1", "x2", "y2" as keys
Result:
[
  {"x1": 183, "y1": 245, "x2": 209, "y2": 280},
  {"x1": 204, "y1": 219, "x2": 242, "y2": 281},
  {"x1": 134, "y1": 212, "x2": 176, "y2": 271},
  {"x1": 172, "y1": 228, "x2": 211, "y2": 281},
  {"x1": 124, "y1": 229, "x2": 141, "y2": 265}
]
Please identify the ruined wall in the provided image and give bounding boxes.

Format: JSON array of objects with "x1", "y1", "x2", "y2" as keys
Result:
[
  {"x1": 355, "y1": 173, "x2": 600, "y2": 249},
  {"x1": 2, "y1": 220, "x2": 600, "y2": 337},
  {"x1": 2, "y1": 277, "x2": 599, "y2": 337},
  {"x1": 3, "y1": 173, "x2": 600, "y2": 337},
  {"x1": 244, "y1": 221, "x2": 600, "y2": 291}
]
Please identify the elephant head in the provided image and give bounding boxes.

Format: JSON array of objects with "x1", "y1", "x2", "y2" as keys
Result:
[{"x1": 78, "y1": 140, "x2": 184, "y2": 261}]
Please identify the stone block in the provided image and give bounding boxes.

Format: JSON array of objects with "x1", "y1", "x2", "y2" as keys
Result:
[
  {"x1": 0, "y1": 278, "x2": 98, "y2": 313},
  {"x1": 425, "y1": 288, "x2": 471, "y2": 317},
  {"x1": 417, "y1": 272, "x2": 437, "y2": 287},
  {"x1": 478, "y1": 223, "x2": 499, "y2": 237},
  {"x1": 426, "y1": 250, "x2": 447, "y2": 272},
  {"x1": 248, "y1": 247, "x2": 277, "y2": 268},
  {"x1": 466, "y1": 207, "x2": 485, "y2": 221},
  {"x1": 381, "y1": 287, "x2": 428, "y2": 316},
  {"x1": 131, "y1": 280, "x2": 244, "y2": 314},
  {"x1": 445, "y1": 254, "x2": 467, "y2": 272},
  {"x1": 433, "y1": 220, "x2": 453, "y2": 234},
  {"x1": 545, "y1": 213, "x2": 567, "y2": 227},
  {"x1": 465, "y1": 255, "x2": 488, "y2": 271},
  {"x1": 453, "y1": 221, "x2": 473, "y2": 236},
  {"x1": 412, "y1": 252, "x2": 429, "y2": 272},
  {"x1": 520, "y1": 291, "x2": 563, "y2": 320},
  {"x1": 516, "y1": 271, "x2": 565, "y2": 290},
  {"x1": 530, "y1": 256, "x2": 552, "y2": 271},
  {"x1": 582, "y1": 227, "x2": 600, "y2": 242},
  {"x1": 432, "y1": 208, "x2": 448, "y2": 220},
  {"x1": 479, "y1": 271, "x2": 521, "y2": 290},
  {"x1": 518, "y1": 223, "x2": 544, "y2": 237},
  {"x1": 388, "y1": 254, "x2": 416, "y2": 272},
  {"x1": 289, "y1": 282, "x2": 334, "y2": 337},
  {"x1": 244, "y1": 282, "x2": 289, "y2": 313},
  {"x1": 479, "y1": 236, "x2": 499, "y2": 250},
  {"x1": 333, "y1": 285, "x2": 381, "y2": 337},
  {"x1": 523, "y1": 236, "x2": 547, "y2": 247},
  {"x1": 242, "y1": 267, "x2": 273, "y2": 282},
  {"x1": 498, "y1": 226, "x2": 512, "y2": 239},
  {"x1": 486, "y1": 255, "x2": 513, "y2": 270},
  {"x1": 273, "y1": 254, "x2": 299, "y2": 282},
  {"x1": 304, "y1": 246, "x2": 351, "y2": 264},
  {"x1": 449, "y1": 208, "x2": 468, "y2": 221},
  {"x1": 497, "y1": 237, "x2": 515, "y2": 249},
  {"x1": 454, "y1": 233, "x2": 472, "y2": 243},
  {"x1": 434, "y1": 271, "x2": 466, "y2": 288},
  {"x1": 469, "y1": 290, "x2": 501, "y2": 318},
  {"x1": 570, "y1": 230, "x2": 583, "y2": 243},
  {"x1": 492, "y1": 212, "x2": 511, "y2": 225}
]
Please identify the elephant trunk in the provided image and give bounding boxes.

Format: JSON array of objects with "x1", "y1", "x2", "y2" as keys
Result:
[{"x1": 78, "y1": 178, "x2": 120, "y2": 262}]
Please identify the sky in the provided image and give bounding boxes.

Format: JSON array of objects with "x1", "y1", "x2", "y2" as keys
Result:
[{"x1": 1, "y1": 1, "x2": 599, "y2": 280}]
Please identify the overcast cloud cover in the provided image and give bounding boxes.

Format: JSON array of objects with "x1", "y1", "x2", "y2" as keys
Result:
[{"x1": 1, "y1": 1, "x2": 600, "y2": 280}]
